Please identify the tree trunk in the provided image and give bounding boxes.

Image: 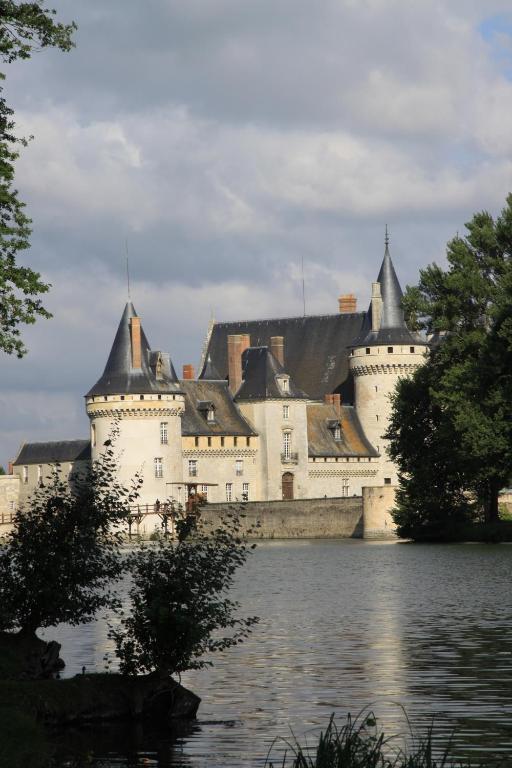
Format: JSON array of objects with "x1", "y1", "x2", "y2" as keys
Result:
[{"x1": 484, "y1": 480, "x2": 500, "y2": 524}]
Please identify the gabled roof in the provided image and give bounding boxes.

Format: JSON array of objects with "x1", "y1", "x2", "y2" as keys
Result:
[
  {"x1": 86, "y1": 302, "x2": 182, "y2": 397},
  {"x1": 205, "y1": 313, "x2": 366, "y2": 400},
  {"x1": 180, "y1": 380, "x2": 256, "y2": 437},
  {"x1": 14, "y1": 440, "x2": 91, "y2": 466},
  {"x1": 235, "y1": 347, "x2": 308, "y2": 401},
  {"x1": 307, "y1": 404, "x2": 378, "y2": 458},
  {"x1": 353, "y1": 244, "x2": 426, "y2": 348}
]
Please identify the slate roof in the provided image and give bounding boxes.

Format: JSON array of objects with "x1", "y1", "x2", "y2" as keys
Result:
[
  {"x1": 236, "y1": 347, "x2": 308, "y2": 401},
  {"x1": 198, "y1": 354, "x2": 223, "y2": 381},
  {"x1": 205, "y1": 312, "x2": 366, "y2": 401},
  {"x1": 353, "y1": 245, "x2": 426, "y2": 348},
  {"x1": 86, "y1": 303, "x2": 182, "y2": 397},
  {"x1": 14, "y1": 440, "x2": 91, "y2": 466},
  {"x1": 307, "y1": 404, "x2": 379, "y2": 458},
  {"x1": 180, "y1": 380, "x2": 256, "y2": 437}
]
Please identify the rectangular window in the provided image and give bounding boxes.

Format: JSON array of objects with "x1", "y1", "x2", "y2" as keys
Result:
[
  {"x1": 384, "y1": 477, "x2": 392, "y2": 485},
  {"x1": 201, "y1": 484, "x2": 208, "y2": 499},
  {"x1": 207, "y1": 408, "x2": 215, "y2": 422},
  {"x1": 23, "y1": 465, "x2": 28, "y2": 484},
  {"x1": 207, "y1": 436, "x2": 212, "y2": 447},
  {"x1": 387, "y1": 346, "x2": 393, "y2": 353},
  {"x1": 226, "y1": 483, "x2": 233, "y2": 502},
  {"x1": 242, "y1": 482, "x2": 249, "y2": 501},
  {"x1": 334, "y1": 425, "x2": 341, "y2": 440},
  {"x1": 194, "y1": 436, "x2": 199, "y2": 447},
  {"x1": 154, "y1": 457, "x2": 163, "y2": 478},
  {"x1": 282, "y1": 378, "x2": 289, "y2": 392},
  {"x1": 341, "y1": 478, "x2": 349, "y2": 497},
  {"x1": 283, "y1": 431, "x2": 291, "y2": 459},
  {"x1": 410, "y1": 346, "x2": 415, "y2": 353},
  {"x1": 188, "y1": 460, "x2": 198, "y2": 477},
  {"x1": 366, "y1": 348, "x2": 370, "y2": 354},
  {"x1": 91, "y1": 423, "x2": 96, "y2": 447},
  {"x1": 246, "y1": 437, "x2": 250, "y2": 447},
  {"x1": 221, "y1": 436, "x2": 225, "y2": 447},
  {"x1": 234, "y1": 437, "x2": 238, "y2": 447},
  {"x1": 9, "y1": 501, "x2": 15, "y2": 511},
  {"x1": 160, "y1": 422, "x2": 168, "y2": 444},
  {"x1": 283, "y1": 405, "x2": 290, "y2": 420},
  {"x1": 235, "y1": 459, "x2": 244, "y2": 477}
]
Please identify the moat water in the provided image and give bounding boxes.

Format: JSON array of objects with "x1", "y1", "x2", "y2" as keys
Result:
[{"x1": 41, "y1": 540, "x2": 512, "y2": 766}]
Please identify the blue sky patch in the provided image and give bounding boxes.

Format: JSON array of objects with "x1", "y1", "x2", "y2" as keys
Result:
[{"x1": 479, "y1": 13, "x2": 512, "y2": 79}]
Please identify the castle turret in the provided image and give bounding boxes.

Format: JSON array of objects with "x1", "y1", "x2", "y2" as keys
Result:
[
  {"x1": 85, "y1": 303, "x2": 185, "y2": 530},
  {"x1": 348, "y1": 237, "x2": 428, "y2": 483}
]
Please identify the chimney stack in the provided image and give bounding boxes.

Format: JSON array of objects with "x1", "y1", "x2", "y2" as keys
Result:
[
  {"x1": 332, "y1": 393, "x2": 341, "y2": 415},
  {"x1": 8, "y1": 461, "x2": 13, "y2": 475},
  {"x1": 270, "y1": 336, "x2": 285, "y2": 367},
  {"x1": 130, "y1": 317, "x2": 142, "y2": 369},
  {"x1": 227, "y1": 333, "x2": 251, "y2": 394},
  {"x1": 371, "y1": 282, "x2": 382, "y2": 332},
  {"x1": 324, "y1": 394, "x2": 334, "y2": 405},
  {"x1": 338, "y1": 294, "x2": 357, "y2": 313},
  {"x1": 182, "y1": 364, "x2": 195, "y2": 380}
]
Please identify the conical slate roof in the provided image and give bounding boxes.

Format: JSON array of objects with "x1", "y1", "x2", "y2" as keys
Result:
[
  {"x1": 198, "y1": 354, "x2": 224, "y2": 381},
  {"x1": 235, "y1": 347, "x2": 308, "y2": 401},
  {"x1": 86, "y1": 302, "x2": 182, "y2": 396},
  {"x1": 352, "y1": 241, "x2": 425, "y2": 348}
]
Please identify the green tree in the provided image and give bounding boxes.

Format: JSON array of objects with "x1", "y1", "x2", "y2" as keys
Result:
[
  {"x1": 0, "y1": 439, "x2": 141, "y2": 637},
  {"x1": 388, "y1": 195, "x2": 512, "y2": 534},
  {"x1": 111, "y1": 507, "x2": 258, "y2": 678},
  {"x1": 0, "y1": 2, "x2": 76, "y2": 356}
]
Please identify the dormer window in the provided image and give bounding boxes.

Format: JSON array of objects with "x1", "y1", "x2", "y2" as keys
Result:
[
  {"x1": 277, "y1": 375, "x2": 290, "y2": 394},
  {"x1": 197, "y1": 400, "x2": 216, "y2": 423},
  {"x1": 327, "y1": 419, "x2": 342, "y2": 440}
]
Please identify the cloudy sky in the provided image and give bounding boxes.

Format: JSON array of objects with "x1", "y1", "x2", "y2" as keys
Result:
[{"x1": 2, "y1": 0, "x2": 512, "y2": 465}]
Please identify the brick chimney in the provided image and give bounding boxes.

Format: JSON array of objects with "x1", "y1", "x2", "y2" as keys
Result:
[
  {"x1": 371, "y1": 282, "x2": 382, "y2": 332},
  {"x1": 270, "y1": 336, "x2": 285, "y2": 367},
  {"x1": 8, "y1": 461, "x2": 13, "y2": 475},
  {"x1": 324, "y1": 394, "x2": 334, "y2": 405},
  {"x1": 332, "y1": 393, "x2": 341, "y2": 416},
  {"x1": 338, "y1": 294, "x2": 357, "y2": 313},
  {"x1": 130, "y1": 317, "x2": 142, "y2": 369},
  {"x1": 182, "y1": 364, "x2": 195, "y2": 380},
  {"x1": 227, "y1": 333, "x2": 251, "y2": 394}
]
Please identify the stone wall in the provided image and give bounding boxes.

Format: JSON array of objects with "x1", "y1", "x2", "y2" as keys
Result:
[
  {"x1": 0, "y1": 475, "x2": 19, "y2": 533},
  {"x1": 200, "y1": 496, "x2": 363, "y2": 539},
  {"x1": 362, "y1": 485, "x2": 397, "y2": 539}
]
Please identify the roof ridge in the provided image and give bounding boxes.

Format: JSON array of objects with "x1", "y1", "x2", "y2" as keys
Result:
[{"x1": 214, "y1": 311, "x2": 365, "y2": 327}]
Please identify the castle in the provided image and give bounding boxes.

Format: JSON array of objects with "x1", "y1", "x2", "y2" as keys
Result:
[{"x1": 0, "y1": 241, "x2": 428, "y2": 535}]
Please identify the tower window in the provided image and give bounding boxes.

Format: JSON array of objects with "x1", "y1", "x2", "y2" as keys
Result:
[
  {"x1": 283, "y1": 405, "x2": 290, "y2": 420},
  {"x1": 341, "y1": 478, "x2": 349, "y2": 497},
  {"x1": 234, "y1": 437, "x2": 238, "y2": 447},
  {"x1": 154, "y1": 458, "x2": 163, "y2": 478},
  {"x1": 194, "y1": 436, "x2": 199, "y2": 447},
  {"x1": 384, "y1": 477, "x2": 392, "y2": 485},
  {"x1": 221, "y1": 436, "x2": 225, "y2": 447},
  {"x1": 37, "y1": 465, "x2": 43, "y2": 485},
  {"x1": 410, "y1": 346, "x2": 415, "y2": 353},
  {"x1": 120, "y1": 395, "x2": 125, "y2": 400},
  {"x1": 91, "y1": 423, "x2": 96, "y2": 447},
  {"x1": 22, "y1": 465, "x2": 28, "y2": 484},
  {"x1": 246, "y1": 437, "x2": 250, "y2": 446},
  {"x1": 160, "y1": 422, "x2": 168, "y2": 445},
  {"x1": 188, "y1": 460, "x2": 198, "y2": 477},
  {"x1": 226, "y1": 483, "x2": 233, "y2": 502},
  {"x1": 387, "y1": 347, "x2": 393, "y2": 353},
  {"x1": 207, "y1": 436, "x2": 212, "y2": 447},
  {"x1": 366, "y1": 348, "x2": 370, "y2": 355},
  {"x1": 140, "y1": 395, "x2": 144, "y2": 400},
  {"x1": 235, "y1": 459, "x2": 244, "y2": 477}
]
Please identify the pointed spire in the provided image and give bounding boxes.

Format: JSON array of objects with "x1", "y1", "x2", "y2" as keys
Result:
[
  {"x1": 376, "y1": 239, "x2": 406, "y2": 330},
  {"x1": 86, "y1": 302, "x2": 181, "y2": 396},
  {"x1": 199, "y1": 353, "x2": 223, "y2": 381}
]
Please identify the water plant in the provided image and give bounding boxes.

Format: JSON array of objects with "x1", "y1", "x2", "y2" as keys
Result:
[{"x1": 266, "y1": 713, "x2": 500, "y2": 768}]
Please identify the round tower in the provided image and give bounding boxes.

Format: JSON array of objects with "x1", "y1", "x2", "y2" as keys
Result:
[
  {"x1": 349, "y1": 241, "x2": 428, "y2": 484},
  {"x1": 85, "y1": 303, "x2": 185, "y2": 532}
]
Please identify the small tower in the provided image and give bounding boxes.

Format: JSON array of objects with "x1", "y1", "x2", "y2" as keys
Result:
[
  {"x1": 349, "y1": 235, "x2": 428, "y2": 483},
  {"x1": 85, "y1": 303, "x2": 185, "y2": 530}
]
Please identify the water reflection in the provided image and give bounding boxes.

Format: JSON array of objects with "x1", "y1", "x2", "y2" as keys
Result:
[{"x1": 41, "y1": 540, "x2": 512, "y2": 766}]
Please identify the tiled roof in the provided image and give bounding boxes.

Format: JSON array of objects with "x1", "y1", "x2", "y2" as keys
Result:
[
  {"x1": 180, "y1": 380, "x2": 256, "y2": 437},
  {"x1": 235, "y1": 347, "x2": 308, "y2": 401},
  {"x1": 307, "y1": 403, "x2": 378, "y2": 458},
  {"x1": 14, "y1": 440, "x2": 91, "y2": 465}
]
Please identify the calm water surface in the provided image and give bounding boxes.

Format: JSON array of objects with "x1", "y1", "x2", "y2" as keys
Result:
[{"x1": 42, "y1": 540, "x2": 512, "y2": 766}]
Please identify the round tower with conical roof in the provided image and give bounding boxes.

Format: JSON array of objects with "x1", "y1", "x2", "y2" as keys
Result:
[
  {"x1": 348, "y1": 238, "x2": 428, "y2": 484},
  {"x1": 85, "y1": 303, "x2": 185, "y2": 532}
]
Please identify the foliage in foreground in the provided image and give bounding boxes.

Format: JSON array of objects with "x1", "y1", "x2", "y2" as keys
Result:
[
  {"x1": 387, "y1": 194, "x2": 512, "y2": 539},
  {"x1": 0, "y1": 2, "x2": 76, "y2": 356},
  {"x1": 266, "y1": 713, "x2": 497, "y2": 768},
  {"x1": 110, "y1": 506, "x2": 259, "y2": 677},
  {"x1": 0, "y1": 438, "x2": 141, "y2": 635}
]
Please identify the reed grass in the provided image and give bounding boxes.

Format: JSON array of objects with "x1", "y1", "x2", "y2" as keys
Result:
[{"x1": 266, "y1": 712, "x2": 499, "y2": 768}]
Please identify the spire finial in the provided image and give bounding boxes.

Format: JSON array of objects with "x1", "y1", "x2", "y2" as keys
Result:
[
  {"x1": 384, "y1": 224, "x2": 389, "y2": 250},
  {"x1": 125, "y1": 239, "x2": 131, "y2": 301}
]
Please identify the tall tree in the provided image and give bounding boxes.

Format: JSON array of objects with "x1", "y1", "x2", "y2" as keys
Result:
[
  {"x1": 0, "y1": 2, "x2": 76, "y2": 356},
  {"x1": 389, "y1": 195, "x2": 512, "y2": 533}
]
